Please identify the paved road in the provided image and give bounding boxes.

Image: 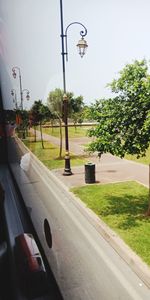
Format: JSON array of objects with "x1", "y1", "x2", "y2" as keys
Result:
[
  {"x1": 32, "y1": 129, "x2": 149, "y2": 188},
  {"x1": 30, "y1": 128, "x2": 91, "y2": 155},
  {"x1": 53, "y1": 153, "x2": 149, "y2": 189}
]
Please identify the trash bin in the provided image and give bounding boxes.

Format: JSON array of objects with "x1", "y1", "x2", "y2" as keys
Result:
[
  {"x1": 85, "y1": 162, "x2": 95, "y2": 184},
  {"x1": 18, "y1": 130, "x2": 25, "y2": 139}
]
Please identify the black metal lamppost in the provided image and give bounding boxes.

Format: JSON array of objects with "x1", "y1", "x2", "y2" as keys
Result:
[
  {"x1": 12, "y1": 66, "x2": 23, "y2": 110},
  {"x1": 22, "y1": 89, "x2": 30, "y2": 104},
  {"x1": 11, "y1": 89, "x2": 18, "y2": 109},
  {"x1": 60, "y1": 0, "x2": 88, "y2": 176},
  {"x1": 12, "y1": 67, "x2": 30, "y2": 110}
]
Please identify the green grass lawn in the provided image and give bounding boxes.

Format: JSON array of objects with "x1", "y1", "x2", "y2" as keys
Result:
[
  {"x1": 71, "y1": 181, "x2": 150, "y2": 266},
  {"x1": 125, "y1": 147, "x2": 150, "y2": 165},
  {"x1": 41, "y1": 126, "x2": 92, "y2": 138},
  {"x1": 23, "y1": 139, "x2": 87, "y2": 169}
]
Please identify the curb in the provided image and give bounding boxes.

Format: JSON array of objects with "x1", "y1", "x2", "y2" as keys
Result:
[{"x1": 69, "y1": 191, "x2": 150, "y2": 288}]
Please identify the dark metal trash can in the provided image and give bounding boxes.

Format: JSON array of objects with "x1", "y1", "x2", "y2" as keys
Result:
[
  {"x1": 85, "y1": 163, "x2": 95, "y2": 184},
  {"x1": 18, "y1": 130, "x2": 26, "y2": 139}
]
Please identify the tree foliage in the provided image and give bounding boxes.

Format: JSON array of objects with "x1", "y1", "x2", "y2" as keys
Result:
[
  {"x1": 29, "y1": 100, "x2": 51, "y2": 147},
  {"x1": 47, "y1": 89, "x2": 64, "y2": 157},
  {"x1": 47, "y1": 88, "x2": 84, "y2": 121},
  {"x1": 47, "y1": 89, "x2": 64, "y2": 119},
  {"x1": 47, "y1": 88, "x2": 84, "y2": 156},
  {"x1": 88, "y1": 59, "x2": 150, "y2": 158},
  {"x1": 29, "y1": 100, "x2": 50, "y2": 125}
]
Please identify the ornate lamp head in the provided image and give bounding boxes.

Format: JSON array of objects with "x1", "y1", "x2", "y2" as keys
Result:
[{"x1": 77, "y1": 37, "x2": 88, "y2": 58}]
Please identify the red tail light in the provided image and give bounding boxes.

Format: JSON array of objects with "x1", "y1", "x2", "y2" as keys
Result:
[{"x1": 15, "y1": 233, "x2": 48, "y2": 297}]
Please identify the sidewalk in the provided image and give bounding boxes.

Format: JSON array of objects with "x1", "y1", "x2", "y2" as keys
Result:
[
  {"x1": 52, "y1": 153, "x2": 149, "y2": 188},
  {"x1": 32, "y1": 129, "x2": 149, "y2": 188}
]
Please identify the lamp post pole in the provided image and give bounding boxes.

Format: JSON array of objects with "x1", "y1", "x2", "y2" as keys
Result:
[
  {"x1": 19, "y1": 70, "x2": 23, "y2": 110},
  {"x1": 12, "y1": 67, "x2": 30, "y2": 110},
  {"x1": 12, "y1": 66, "x2": 23, "y2": 110},
  {"x1": 60, "y1": 0, "x2": 66, "y2": 94},
  {"x1": 60, "y1": 0, "x2": 70, "y2": 175},
  {"x1": 11, "y1": 89, "x2": 18, "y2": 109},
  {"x1": 59, "y1": 0, "x2": 88, "y2": 176}
]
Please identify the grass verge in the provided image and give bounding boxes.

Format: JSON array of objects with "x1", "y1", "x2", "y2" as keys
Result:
[
  {"x1": 125, "y1": 147, "x2": 150, "y2": 165},
  {"x1": 23, "y1": 139, "x2": 87, "y2": 169},
  {"x1": 71, "y1": 181, "x2": 150, "y2": 266},
  {"x1": 41, "y1": 126, "x2": 92, "y2": 138}
]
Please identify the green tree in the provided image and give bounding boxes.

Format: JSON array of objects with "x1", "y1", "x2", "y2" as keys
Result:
[
  {"x1": 88, "y1": 59, "x2": 150, "y2": 159},
  {"x1": 47, "y1": 88, "x2": 84, "y2": 156},
  {"x1": 30, "y1": 100, "x2": 51, "y2": 148},
  {"x1": 69, "y1": 95, "x2": 84, "y2": 130},
  {"x1": 20, "y1": 110, "x2": 29, "y2": 138},
  {"x1": 47, "y1": 89, "x2": 64, "y2": 158}
]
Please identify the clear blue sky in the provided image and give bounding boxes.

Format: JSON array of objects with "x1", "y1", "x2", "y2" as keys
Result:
[{"x1": 1, "y1": 0, "x2": 150, "y2": 109}]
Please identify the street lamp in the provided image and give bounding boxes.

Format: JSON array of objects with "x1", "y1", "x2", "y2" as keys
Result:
[
  {"x1": 11, "y1": 89, "x2": 18, "y2": 109},
  {"x1": 22, "y1": 89, "x2": 30, "y2": 102},
  {"x1": 12, "y1": 67, "x2": 30, "y2": 110},
  {"x1": 60, "y1": 0, "x2": 88, "y2": 176},
  {"x1": 12, "y1": 66, "x2": 23, "y2": 110}
]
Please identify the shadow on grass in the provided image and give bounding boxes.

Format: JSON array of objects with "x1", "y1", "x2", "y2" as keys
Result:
[
  {"x1": 54, "y1": 157, "x2": 64, "y2": 161},
  {"x1": 101, "y1": 193, "x2": 149, "y2": 229},
  {"x1": 24, "y1": 140, "x2": 56, "y2": 150},
  {"x1": 42, "y1": 146, "x2": 56, "y2": 150}
]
